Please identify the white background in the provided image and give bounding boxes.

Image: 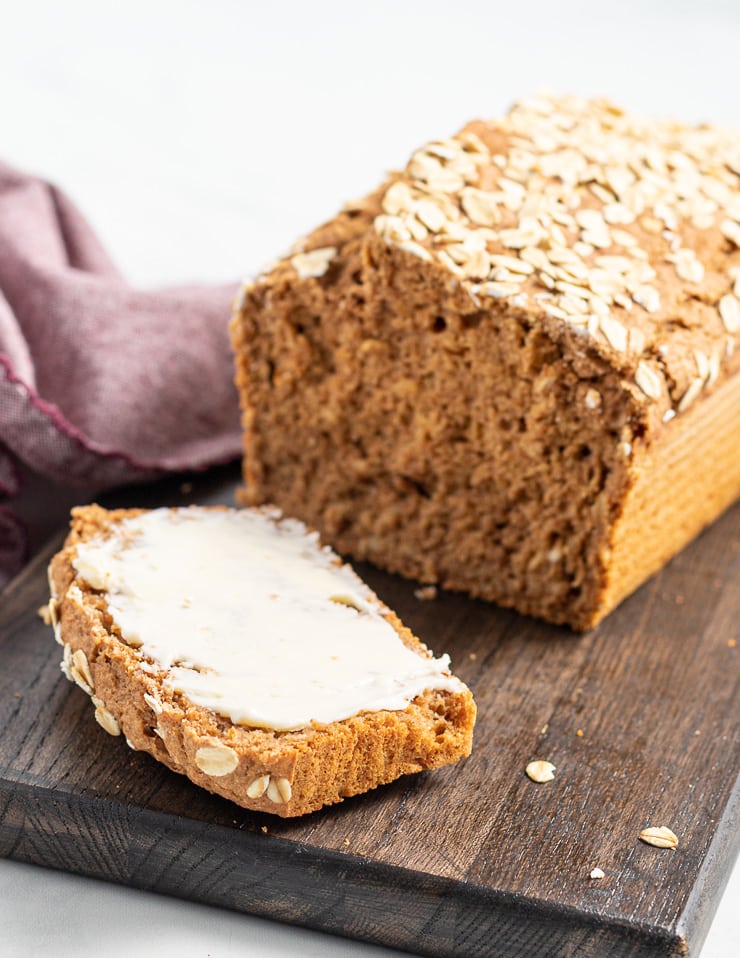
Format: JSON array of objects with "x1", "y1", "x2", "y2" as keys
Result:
[{"x1": 0, "y1": 1, "x2": 738, "y2": 955}]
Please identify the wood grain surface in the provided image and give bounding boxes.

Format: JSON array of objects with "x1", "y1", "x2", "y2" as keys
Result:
[{"x1": 0, "y1": 469, "x2": 738, "y2": 958}]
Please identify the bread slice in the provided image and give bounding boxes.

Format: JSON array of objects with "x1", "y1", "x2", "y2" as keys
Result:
[
  {"x1": 230, "y1": 94, "x2": 740, "y2": 630},
  {"x1": 47, "y1": 504, "x2": 475, "y2": 817}
]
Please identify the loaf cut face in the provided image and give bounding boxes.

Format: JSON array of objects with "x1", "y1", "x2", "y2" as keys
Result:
[
  {"x1": 48, "y1": 505, "x2": 475, "y2": 817},
  {"x1": 231, "y1": 94, "x2": 740, "y2": 630}
]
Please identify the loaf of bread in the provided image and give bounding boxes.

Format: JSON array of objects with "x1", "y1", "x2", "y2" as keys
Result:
[
  {"x1": 231, "y1": 94, "x2": 740, "y2": 630},
  {"x1": 47, "y1": 505, "x2": 475, "y2": 817}
]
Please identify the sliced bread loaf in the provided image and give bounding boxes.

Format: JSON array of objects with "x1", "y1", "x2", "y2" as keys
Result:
[{"x1": 231, "y1": 94, "x2": 740, "y2": 630}]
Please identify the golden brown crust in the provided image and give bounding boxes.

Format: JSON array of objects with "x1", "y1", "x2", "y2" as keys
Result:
[
  {"x1": 48, "y1": 505, "x2": 475, "y2": 817},
  {"x1": 231, "y1": 95, "x2": 740, "y2": 631},
  {"x1": 600, "y1": 365, "x2": 740, "y2": 622}
]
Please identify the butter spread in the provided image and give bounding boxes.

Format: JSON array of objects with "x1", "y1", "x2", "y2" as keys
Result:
[{"x1": 72, "y1": 508, "x2": 462, "y2": 731}]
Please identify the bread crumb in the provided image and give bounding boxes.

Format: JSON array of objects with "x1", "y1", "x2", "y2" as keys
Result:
[
  {"x1": 589, "y1": 867, "x2": 605, "y2": 880},
  {"x1": 728, "y1": 639, "x2": 737, "y2": 648},
  {"x1": 576, "y1": 728, "x2": 584, "y2": 737},
  {"x1": 469, "y1": 652, "x2": 477, "y2": 661},
  {"x1": 414, "y1": 585, "x2": 438, "y2": 601},
  {"x1": 37, "y1": 604, "x2": 52, "y2": 625},
  {"x1": 261, "y1": 825, "x2": 268, "y2": 834}
]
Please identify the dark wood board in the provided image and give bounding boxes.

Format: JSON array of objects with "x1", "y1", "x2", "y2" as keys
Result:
[{"x1": 0, "y1": 470, "x2": 738, "y2": 958}]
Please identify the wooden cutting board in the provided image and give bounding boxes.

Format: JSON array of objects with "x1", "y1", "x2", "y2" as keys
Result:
[{"x1": 0, "y1": 472, "x2": 738, "y2": 958}]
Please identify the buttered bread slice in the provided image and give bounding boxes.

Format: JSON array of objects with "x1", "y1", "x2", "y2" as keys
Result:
[{"x1": 47, "y1": 505, "x2": 475, "y2": 816}]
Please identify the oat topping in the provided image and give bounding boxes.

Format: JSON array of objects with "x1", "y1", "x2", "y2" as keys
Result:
[
  {"x1": 721, "y1": 219, "x2": 740, "y2": 247},
  {"x1": 93, "y1": 700, "x2": 121, "y2": 737},
  {"x1": 143, "y1": 692, "x2": 163, "y2": 715},
  {"x1": 195, "y1": 743, "x2": 240, "y2": 777},
  {"x1": 290, "y1": 247, "x2": 337, "y2": 280},
  {"x1": 634, "y1": 361, "x2": 663, "y2": 400},
  {"x1": 65, "y1": 645, "x2": 94, "y2": 696},
  {"x1": 677, "y1": 377, "x2": 705, "y2": 413},
  {"x1": 266, "y1": 776, "x2": 292, "y2": 804},
  {"x1": 72, "y1": 649, "x2": 94, "y2": 690},
  {"x1": 719, "y1": 294, "x2": 740, "y2": 333},
  {"x1": 246, "y1": 774, "x2": 270, "y2": 799},
  {"x1": 639, "y1": 825, "x2": 679, "y2": 849},
  {"x1": 371, "y1": 95, "x2": 740, "y2": 418}
]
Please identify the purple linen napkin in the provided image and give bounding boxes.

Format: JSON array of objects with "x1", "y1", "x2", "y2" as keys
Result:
[{"x1": 0, "y1": 162, "x2": 243, "y2": 586}]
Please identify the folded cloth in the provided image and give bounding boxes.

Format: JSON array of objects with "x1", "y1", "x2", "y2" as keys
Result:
[{"x1": 0, "y1": 162, "x2": 243, "y2": 587}]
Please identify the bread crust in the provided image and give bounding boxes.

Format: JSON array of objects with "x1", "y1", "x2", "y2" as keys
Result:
[{"x1": 48, "y1": 505, "x2": 475, "y2": 817}]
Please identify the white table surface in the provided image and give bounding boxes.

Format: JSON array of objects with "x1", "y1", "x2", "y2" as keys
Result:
[{"x1": 0, "y1": 2, "x2": 738, "y2": 954}]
